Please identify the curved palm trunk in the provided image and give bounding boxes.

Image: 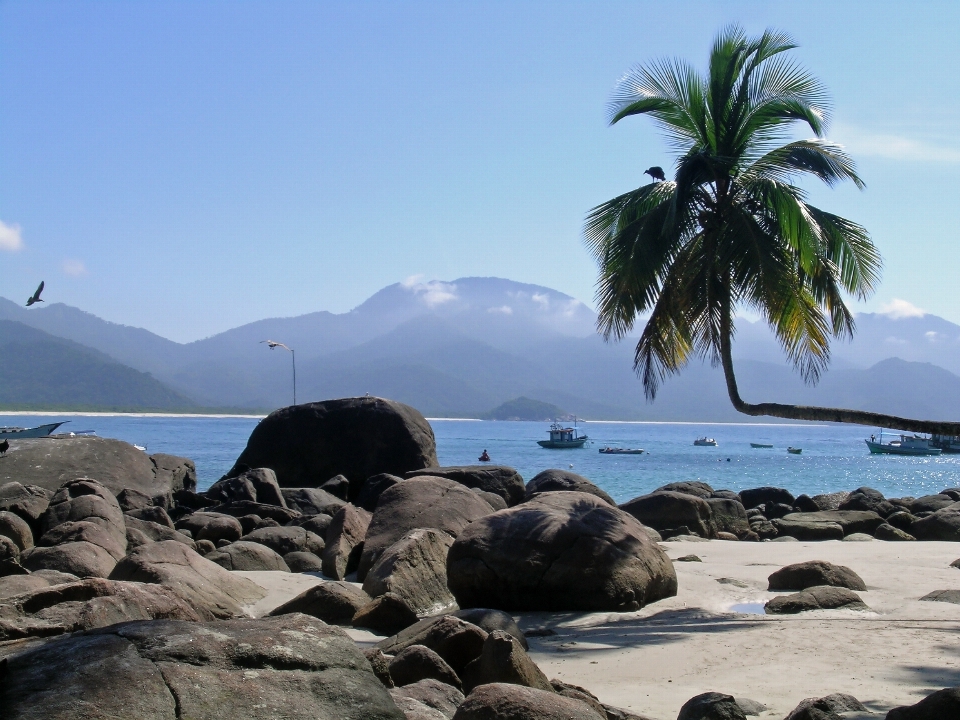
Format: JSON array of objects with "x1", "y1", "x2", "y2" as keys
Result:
[{"x1": 718, "y1": 310, "x2": 960, "y2": 437}]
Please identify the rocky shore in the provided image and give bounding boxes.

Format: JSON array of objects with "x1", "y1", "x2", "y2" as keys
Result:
[{"x1": 1, "y1": 397, "x2": 958, "y2": 719}]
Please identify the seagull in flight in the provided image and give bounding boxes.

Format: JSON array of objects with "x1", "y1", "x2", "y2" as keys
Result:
[
  {"x1": 26, "y1": 281, "x2": 45, "y2": 307},
  {"x1": 260, "y1": 340, "x2": 291, "y2": 351}
]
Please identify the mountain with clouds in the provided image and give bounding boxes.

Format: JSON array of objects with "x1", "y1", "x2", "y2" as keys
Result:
[{"x1": 2, "y1": 277, "x2": 960, "y2": 421}]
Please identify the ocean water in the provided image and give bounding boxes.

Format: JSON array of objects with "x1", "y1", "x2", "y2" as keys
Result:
[{"x1": 2, "y1": 414, "x2": 959, "y2": 502}]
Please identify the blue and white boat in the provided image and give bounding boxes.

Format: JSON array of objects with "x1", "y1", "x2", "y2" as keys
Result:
[{"x1": 0, "y1": 422, "x2": 67, "y2": 439}]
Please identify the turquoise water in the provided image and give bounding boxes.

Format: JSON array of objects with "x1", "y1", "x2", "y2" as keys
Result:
[{"x1": 2, "y1": 414, "x2": 958, "y2": 502}]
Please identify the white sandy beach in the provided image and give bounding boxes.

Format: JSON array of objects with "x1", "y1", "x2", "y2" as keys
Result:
[{"x1": 241, "y1": 539, "x2": 960, "y2": 719}]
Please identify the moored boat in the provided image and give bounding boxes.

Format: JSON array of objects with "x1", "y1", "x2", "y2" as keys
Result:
[
  {"x1": 0, "y1": 422, "x2": 68, "y2": 439},
  {"x1": 787, "y1": 447, "x2": 802, "y2": 455},
  {"x1": 865, "y1": 434, "x2": 941, "y2": 456},
  {"x1": 931, "y1": 434, "x2": 960, "y2": 454},
  {"x1": 599, "y1": 447, "x2": 644, "y2": 455},
  {"x1": 538, "y1": 421, "x2": 588, "y2": 449},
  {"x1": 750, "y1": 443, "x2": 773, "y2": 448},
  {"x1": 693, "y1": 437, "x2": 717, "y2": 447}
]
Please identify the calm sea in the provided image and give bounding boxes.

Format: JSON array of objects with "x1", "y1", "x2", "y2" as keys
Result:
[{"x1": 2, "y1": 414, "x2": 958, "y2": 502}]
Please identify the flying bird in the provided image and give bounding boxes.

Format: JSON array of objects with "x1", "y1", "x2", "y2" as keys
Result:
[
  {"x1": 0, "y1": 440, "x2": 8, "y2": 456},
  {"x1": 644, "y1": 166, "x2": 665, "y2": 182},
  {"x1": 26, "y1": 281, "x2": 45, "y2": 307},
  {"x1": 260, "y1": 340, "x2": 291, "y2": 351}
]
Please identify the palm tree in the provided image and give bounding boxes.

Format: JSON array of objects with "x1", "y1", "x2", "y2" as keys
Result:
[{"x1": 586, "y1": 26, "x2": 960, "y2": 436}]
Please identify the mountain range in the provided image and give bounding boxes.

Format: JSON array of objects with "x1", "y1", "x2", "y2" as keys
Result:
[{"x1": 2, "y1": 276, "x2": 960, "y2": 422}]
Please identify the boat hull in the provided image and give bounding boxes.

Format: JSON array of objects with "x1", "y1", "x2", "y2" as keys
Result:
[
  {"x1": 0, "y1": 422, "x2": 67, "y2": 439},
  {"x1": 599, "y1": 448, "x2": 644, "y2": 455},
  {"x1": 865, "y1": 440, "x2": 941, "y2": 456},
  {"x1": 787, "y1": 448, "x2": 802, "y2": 455},
  {"x1": 750, "y1": 443, "x2": 773, "y2": 449},
  {"x1": 538, "y1": 438, "x2": 588, "y2": 449}
]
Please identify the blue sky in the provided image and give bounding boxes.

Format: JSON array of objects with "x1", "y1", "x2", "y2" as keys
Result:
[{"x1": 2, "y1": 1, "x2": 959, "y2": 342}]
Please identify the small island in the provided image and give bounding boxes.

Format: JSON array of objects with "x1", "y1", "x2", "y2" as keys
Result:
[{"x1": 481, "y1": 396, "x2": 573, "y2": 421}]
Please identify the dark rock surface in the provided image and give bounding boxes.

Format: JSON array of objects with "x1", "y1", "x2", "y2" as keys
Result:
[
  {"x1": 772, "y1": 517, "x2": 844, "y2": 541},
  {"x1": 0, "y1": 613, "x2": 406, "y2": 720},
  {"x1": 620, "y1": 491, "x2": 714, "y2": 538},
  {"x1": 0, "y1": 437, "x2": 196, "y2": 496},
  {"x1": 322, "y1": 503, "x2": 372, "y2": 580},
  {"x1": 358, "y1": 476, "x2": 494, "y2": 580},
  {"x1": 356, "y1": 473, "x2": 403, "y2": 512},
  {"x1": 705, "y1": 498, "x2": 750, "y2": 538},
  {"x1": 839, "y1": 487, "x2": 896, "y2": 517},
  {"x1": 886, "y1": 686, "x2": 960, "y2": 720},
  {"x1": 875, "y1": 523, "x2": 916, "y2": 541},
  {"x1": 909, "y1": 494, "x2": 957, "y2": 514},
  {"x1": 777, "y1": 510, "x2": 885, "y2": 536},
  {"x1": 461, "y1": 630, "x2": 551, "y2": 693},
  {"x1": 739, "y1": 487, "x2": 795, "y2": 510},
  {"x1": 175, "y1": 512, "x2": 243, "y2": 544},
  {"x1": 911, "y1": 506, "x2": 960, "y2": 541},
  {"x1": 242, "y1": 525, "x2": 325, "y2": 556},
  {"x1": 392, "y1": 679, "x2": 464, "y2": 719},
  {"x1": 269, "y1": 580, "x2": 371, "y2": 624},
  {"x1": 320, "y1": 474, "x2": 351, "y2": 499},
  {"x1": 0, "y1": 483, "x2": 51, "y2": 527},
  {"x1": 378, "y1": 615, "x2": 488, "y2": 675},
  {"x1": 21, "y1": 542, "x2": 118, "y2": 578},
  {"x1": 281, "y1": 487, "x2": 346, "y2": 516},
  {"x1": 125, "y1": 504, "x2": 175, "y2": 528},
  {"x1": 767, "y1": 561, "x2": 867, "y2": 591},
  {"x1": 364, "y1": 528, "x2": 457, "y2": 615},
  {"x1": 205, "y1": 467, "x2": 286, "y2": 507},
  {"x1": 206, "y1": 540, "x2": 290, "y2": 571},
  {"x1": 784, "y1": 693, "x2": 866, "y2": 720},
  {"x1": 284, "y1": 550, "x2": 324, "y2": 572},
  {"x1": 453, "y1": 608, "x2": 527, "y2": 649},
  {"x1": 205, "y1": 500, "x2": 300, "y2": 524},
  {"x1": 448, "y1": 492, "x2": 677, "y2": 612},
  {"x1": 226, "y1": 397, "x2": 438, "y2": 496},
  {"x1": 677, "y1": 691, "x2": 747, "y2": 720},
  {"x1": 390, "y1": 644, "x2": 463, "y2": 690},
  {"x1": 919, "y1": 589, "x2": 960, "y2": 604},
  {"x1": 0, "y1": 511, "x2": 33, "y2": 551},
  {"x1": 123, "y1": 514, "x2": 195, "y2": 547},
  {"x1": 407, "y1": 466, "x2": 525, "y2": 506},
  {"x1": 353, "y1": 592, "x2": 420, "y2": 635},
  {"x1": 657, "y1": 481, "x2": 715, "y2": 499},
  {"x1": 452, "y1": 683, "x2": 605, "y2": 720},
  {"x1": 525, "y1": 469, "x2": 616, "y2": 505},
  {"x1": 765, "y1": 585, "x2": 868, "y2": 614}
]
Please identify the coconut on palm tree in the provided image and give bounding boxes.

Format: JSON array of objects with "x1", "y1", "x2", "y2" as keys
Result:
[{"x1": 586, "y1": 26, "x2": 960, "y2": 436}]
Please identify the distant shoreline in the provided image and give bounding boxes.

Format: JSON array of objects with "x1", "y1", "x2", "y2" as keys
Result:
[{"x1": 0, "y1": 411, "x2": 265, "y2": 419}]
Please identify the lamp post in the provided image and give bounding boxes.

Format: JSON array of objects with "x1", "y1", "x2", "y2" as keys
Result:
[{"x1": 260, "y1": 340, "x2": 296, "y2": 406}]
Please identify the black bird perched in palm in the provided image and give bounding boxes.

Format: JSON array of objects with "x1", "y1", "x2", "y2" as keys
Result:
[
  {"x1": 644, "y1": 166, "x2": 665, "y2": 182},
  {"x1": 26, "y1": 281, "x2": 45, "y2": 307},
  {"x1": 0, "y1": 440, "x2": 9, "y2": 456}
]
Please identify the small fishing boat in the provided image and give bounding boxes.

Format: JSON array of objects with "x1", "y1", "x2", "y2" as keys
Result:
[
  {"x1": 599, "y1": 447, "x2": 644, "y2": 455},
  {"x1": 750, "y1": 443, "x2": 773, "y2": 449},
  {"x1": 931, "y1": 434, "x2": 960, "y2": 454},
  {"x1": 865, "y1": 433, "x2": 941, "y2": 456},
  {"x1": 0, "y1": 422, "x2": 68, "y2": 439},
  {"x1": 694, "y1": 437, "x2": 717, "y2": 447},
  {"x1": 787, "y1": 447, "x2": 802, "y2": 455},
  {"x1": 538, "y1": 421, "x2": 588, "y2": 449}
]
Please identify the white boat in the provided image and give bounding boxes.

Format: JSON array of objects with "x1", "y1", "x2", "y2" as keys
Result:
[
  {"x1": 865, "y1": 433, "x2": 941, "y2": 456},
  {"x1": 0, "y1": 422, "x2": 67, "y2": 439},
  {"x1": 693, "y1": 437, "x2": 717, "y2": 447},
  {"x1": 599, "y1": 447, "x2": 644, "y2": 455}
]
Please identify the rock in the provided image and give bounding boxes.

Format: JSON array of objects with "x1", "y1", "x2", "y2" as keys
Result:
[
  {"x1": 358, "y1": 477, "x2": 494, "y2": 581},
  {"x1": 656, "y1": 481, "x2": 714, "y2": 498},
  {"x1": 619, "y1": 491, "x2": 714, "y2": 538},
  {"x1": 206, "y1": 467, "x2": 287, "y2": 507},
  {"x1": 125, "y1": 525, "x2": 154, "y2": 549},
  {"x1": 378, "y1": 615, "x2": 488, "y2": 674},
  {"x1": 711, "y1": 489, "x2": 740, "y2": 501},
  {"x1": 715, "y1": 532, "x2": 739, "y2": 541},
  {"x1": 0, "y1": 511, "x2": 33, "y2": 551},
  {"x1": 705, "y1": 498, "x2": 750, "y2": 537},
  {"x1": 909, "y1": 494, "x2": 957, "y2": 514},
  {"x1": 811, "y1": 492, "x2": 849, "y2": 511},
  {"x1": 21, "y1": 542, "x2": 118, "y2": 578},
  {"x1": 392, "y1": 679, "x2": 464, "y2": 719},
  {"x1": 761, "y1": 502, "x2": 794, "y2": 520},
  {"x1": 461, "y1": 630, "x2": 551, "y2": 693},
  {"x1": 40, "y1": 479, "x2": 127, "y2": 549},
  {"x1": 765, "y1": 586, "x2": 868, "y2": 614},
  {"x1": 749, "y1": 518, "x2": 779, "y2": 540},
  {"x1": 784, "y1": 694, "x2": 866, "y2": 720},
  {"x1": 391, "y1": 645, "x2": 463, "y2": 690},
  {"x1": 406, "y1": 466, "x2": 525, "y2": 507},
  {"x1": 125, "y1": 505, "x2": 176, "y2": 528},
  {"x1": 391, "y1": 694, "x2": 451, "y2": 720},
  {"x1": 226, "y1": 397, "x2": 438, "y2": 498},
  {"x1": 739, "y1": 487, "x2": 795, "y2": 509},
  {"x1": 453, "y1": 608, "x2": 527, "y2": 649},
  {"x1": 452, "y1": 683, "x2": 605, "y2": 720},
  {"x1": 875, "y1": 523, "x2": 916, "y2": 541},
  {"x1": 364, "y1": 528, "x2": 457, "y2": 615},
  {"x1": 353, "y1": 592, "x2": 421, "y2": 635},
  {"x1": 0, "y1": 558, "x2": 28, "y2": 578},
  {"x1": 550, "y1": 681, "x2": 607, "y2": 718},
  {"x1": 109, "y1": 540, "x2": 265, "y2": 619},
  {"x1": 676, "y1": 554, "x2": 702, "y2": 562},
  {"x1": 175, "y1": 511, "x2": 243, "y2": 544},
  {"x1": 123, "y1": 514, "x2": 195, "y2": 547},
  {"x1": 269, "y1": 580, "x2": 371, "y2": 624},
  {"x1": 242, "y1": 525, "x2": 325, "y2": 556},
  {"x1": 282, "y1": 487, "x2": 347, "y2": 516},
  {"x1": 767, "y1": 561, "x2": 867, "y2": 591},
  {"x1": 842, "y1": 533, "x2": 874, "y2": 541},
  {"x1": 205, "y1": 500, "x2": 301, "y2": 524},
  {"x1": 357, "y1": 473, "x2": 404, "y2": 512},
  {"x1": 366, "y1": 647, "x2": 396, "y2": 687},
  {"x1": 0, "y1": 483, "x2": 51, "y2": 527},
  {"x1": 448, "y1": 492, "x2": 677, "y2": 612},
  {"x1": 919, "y1": 589, "x2": 960, "y2": 604},
  {"x1": 285, "y1": 550, "x2": 324, "y2": 572},
  {"x1": 772, "y1": 517, "x2": 844, "y2": 541},
  {"x1": 323, "y1": 504, "x2": 372, "y2": 579},
  {"x1": 0, "y1": 437, "x2": 196, "y2": 496},
  {"x1": 886, "y1": 687, "x2": 960, "y2": 720},
  {"x1": 237, "y1": 514, "x2": 263, "y2": 534},
  {"x1": 321, "y1": 474, "x2": 351, "y2": 499},
  {"x1": 0, "y1": 569, "x2": 77, "y2": 600},
  {"x1": 735, "y1": 698, "x2": 768, "y2": 716},
  {"x1": 206, "y1": 541, "x2": 290, "y2": 571},
  {"x1": 911, "y1": 506, "x2": 960, "y2": 541},
  {"x1": 0, "y1": 613, "x2": 406, "y2": 720},
  {"x1": 0, "y1": 535, "x2": 19, "y2": 560},
  {"x1": 294, "y1": 512, "x2": 334, "y2": 539},
  {"x1": 779, "y1": 510, "x2": 885, "y2": 536},
  {"x1": 793, "y1": 495, "x2": 819, "y2": 513},
  {"x1": 677, "y1": 692, "x2": 747, "y2": 720},
  {"x1": 887, "y1": 511, "x2": 919, "y2": 531},
  {"x1": 840, "y1": 487, "x2": 896, "y2": 517},
  {"x1": 0, "y1": 576, "x2": 202, "y2": 640},
  {"x1": 474, "y1": 490, "x2": 507, "y2": 510},
  {"x1": 524, "y1": 469, "x2": 616, "y2": 505},
  {"x1": 116, "y1": 488, "x2": 154, "y2": 511},
  {"x1": 38, "y1": 520, "x2": 127, "y2": 560}
]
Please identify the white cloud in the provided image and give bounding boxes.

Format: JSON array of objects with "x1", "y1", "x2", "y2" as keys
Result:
[
  {"x1": 488, "y1": 305, "x2": 513, "y2": 315},
  {"x1": 62, "y1": 259, "x2": 87, "y2": 277},
  {"x1": 879, "y1": 298, "x2": 925, "y2": 319},
  {"x1": 832, "y1": 124, "x2": 960, "y2": 163},
  {"x1": 401, "y1": 274, "x2": 424, "y2": 288},
  {"x1": 0, "y1": 220, "x2": 23, "y2": 252},
  {"x1": 532, "y1": 292, "x2": 549, "y2": 310},
  {"x1": 401, "y1": 277, "x2": 458, "y2": 307},
  {"x1": 561, "y1": 299, "x2": 582, "y2": 317},
  {"x1": 884, "y1": 336, "x2": 909, "y2": 346}
]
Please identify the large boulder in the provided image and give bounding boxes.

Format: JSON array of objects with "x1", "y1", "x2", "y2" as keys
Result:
[
  {"x1": 656, "y1": 481, "x2": 714, "y2": 499},
  {"x1": 739, "y1": 487, "x2": 795, "y2": 509},
  {"x1": 392, "y1": 679, "x2": 464, "y2": 719},
  {"x1": 123, "y1": 514, "x2": 195, "y2": 547},
  {"x1": 0, "y1": 613, "x2": 406, "y2": 720},
  {"x1": 357, "y1": 473, "x2": 403, "y2": 512},
  {"x1": 281, "y1": 487, "x2": 346, "y2": 516},
  {"x1": 407, "y1": 466, "x2": 525, "y2": 507},
  {"x1": 226, "y1": 397, "x2": 438, "y2": 497},
  {"x1": 887, "y1": 687, "x2": 960, "y2": 720},
  {"x1": 205, "y1": 467, "x2": 286, "y2": 507},
  {"x1": 909, "y1": 494, "x2": 957, "y2": 514},
  {"x1": 363, "y1": 528, "x2": 458, "y2": 615},
  {"x1": 378, "y1": 615, "x2": 488, "y2": 675},
  {"x1": 774, "y1": 511, "x2": 884, "y2": 538},
  {"x1": 911, "y1": 506, "x2": 960, "y2": 541},
  {"x1": 352, "y1": 592, "x2": 420, "y2": 635},
  {"x1": 0, "y1": 569, "x2": 80, "y2": 601},
  {"x1": 0, "y1": 511, "x2": 33, "y2": 551},
  {"x1": 839, "y1": 487, "x2": 896, "y2": 517},
  {"x1": 358, "y1": 477, "x2": 494, "y2": 581},
  {"x1": 453, "y1": 608, "x2": 527, "y2": 649},
  {"x1": 109, "y1": 540, "x2": 265, "y2": 619},
  {"x1": 619, "y1": 491, "x2": 714, "y2": 538},
  {"x1": 448, "y1": 492, "x2": 677, "y2": 612},
  {"x1": 524, "y1": 469, "x2": 615, "y2": 506},
  {"x1": 242, "y1": 526, "x2": 325, "y2": 556},
  {"x1": 20, "y1": 542, "x2": 118, "y2": 579},
  {"x1": 175, "y1": 512, "x2": 243, "y2": 544},
  {"x1": 704, "y1": 498, "x2": 750, "y2": 538},
  {"x1": 322, "y1": 504, "x2": 372, "y2": 580},
  {"x1": 390, "y1": 645, "x2": 462, "y2": 690},
  {"x1": 0, "y1": 483, "x2": 50, "y2": 528},
  {"x1": 206, "y1": 541, "x2": 290, "y2": 572},
  {"x1": 0, "y1": 437, "x2": 196, "y2": 496},
  {"x1": 767, "y1": 561, "x2": 867, "y2": 591},
  {"x1": 40, "y1": 478, "x2": 127, "y2": 544},
  {"x1": 772, "y1": 517, "x2": 843, "y2": 541},
  {"x1": 38, "y1": 520, "x2": 127, "y2": 560},
  {"x1": 784, "y1": 694, "x2": 866, "y2": 720},
  {"x1": 453, "y1": 683, "x2": 605, "y2": 720},
  {"x1": 765, "y1": 586, "x2": 868, "y2": 614},
  {"x1": 677, "y1": 692, "x2": 747, "y2": 720},
  {"x1": 461, "y1": 630, "x2": 551, "y2": 693},
  {"x1": 205, "y1": 500, "x2": 301, "y2": 524},
  {"x1": 0, "y1": 577, "x2": 202, "y2": 640},
  {"x1": 269, "y1": 580, "x2": 372, "y2": 624}
]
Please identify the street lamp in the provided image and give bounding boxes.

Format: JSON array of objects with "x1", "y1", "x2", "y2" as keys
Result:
[{"x1": 260, "y1": 340, "x2": 296, "y2": 406}]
